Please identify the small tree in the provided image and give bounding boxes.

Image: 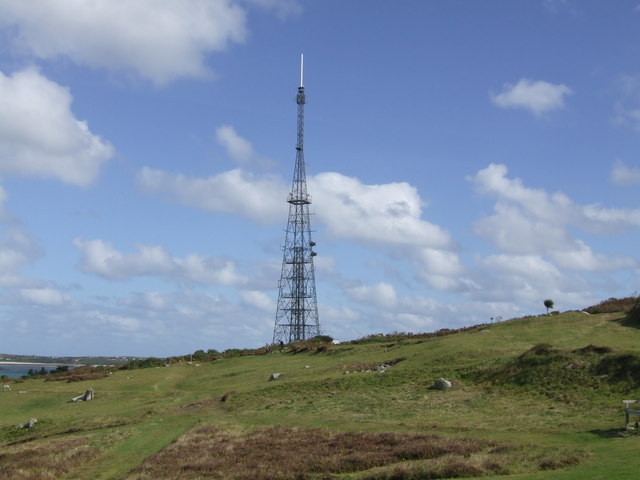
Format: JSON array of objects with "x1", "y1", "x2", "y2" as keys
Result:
[{"x1": 544, "y1": 299, "x2": 554, "y2": 314}]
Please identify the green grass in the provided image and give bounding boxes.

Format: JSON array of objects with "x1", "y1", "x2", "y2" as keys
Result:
[{"x1": 2, "y1": 309, "x2": 640, "y2": 479}]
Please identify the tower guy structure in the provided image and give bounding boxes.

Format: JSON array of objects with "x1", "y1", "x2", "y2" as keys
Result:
[{"x1": 273, "y1": 55, "x2": 321, "y2": 344}]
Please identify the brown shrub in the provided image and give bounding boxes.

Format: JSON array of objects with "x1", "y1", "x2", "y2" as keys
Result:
[
  {"x1": 128, "y1": 426, "x2": 492, "y2": 480},
  {"x1": 583, "y1": 296, "x2": 638, "y2": 314},
  {"x1": 0, "y1": 437, "x2": 100, "y2": 479},
  {"x1": 45, "y1": 366, "x2": 110, "y2": 383}
]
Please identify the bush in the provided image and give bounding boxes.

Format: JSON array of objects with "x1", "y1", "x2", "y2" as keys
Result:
[
  {"x1": 584, "y1": 296, "x2": 638, "y2": 314},
  {"x1": 627, "y1": 297, "x2": 640, "y2": 323}
]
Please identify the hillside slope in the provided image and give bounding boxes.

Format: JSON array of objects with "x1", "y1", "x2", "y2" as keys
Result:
[{"x1": 2, "y1": 310, "x2": 640, "y2": 479}]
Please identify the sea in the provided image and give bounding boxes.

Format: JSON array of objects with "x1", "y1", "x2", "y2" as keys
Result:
[{"x1": 0, "y1": 363, "x2": 72, "y2": 379}]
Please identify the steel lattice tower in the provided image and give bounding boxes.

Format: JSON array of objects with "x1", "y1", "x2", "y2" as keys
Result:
[{"x1": 273, "y1": 55, "x2": 320, "y2": 344}]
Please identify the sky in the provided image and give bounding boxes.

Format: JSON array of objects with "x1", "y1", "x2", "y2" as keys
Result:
[{"x1": 0, "y1": 0, "x2": 639, "y2": 357}]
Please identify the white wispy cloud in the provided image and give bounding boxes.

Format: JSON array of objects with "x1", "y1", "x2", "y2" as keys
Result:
[
  {"x1": 0, "y1": 188, "x2": 44, "y2": 288},
  {"x1": 611, "y1": 159, "x2": 640, "y2": 186},
  {"x1": 73, "y1": 238, "x2": 247, "y2": 286},
  {"x1": 468, "y1": 163, "x2": 639, "y2": 274},
  {"x1": 240, "y1": 289, "x2": 275, "y2": 312},
  {"x1": 0, "y1": 227, "x2": 43, "y2": 288},
  {"x1": 215, "y1": 125, "x2": 273, "y2": 168},
  {"x1": 491, "y1": 78, "x2": 572, "y2": 116},
  {"x1": 472, "y1": 253, "x2": 594, "y2": 308},
  {"x1": 0, "y1": 0, "x2": 251, "y2": 85},
  {"x1": 216, "y1": 125, "x2": 255, "y2": 165},
  {"x1": 20, "y1": 287, "x2": 71, "y2": 307},
  {"x1": 136, "y1": 167, "x2": 288, "y2": 224},
  {"x1": 612, "y1": 74, "x2": 640, "y2": 131},
  {"x1": 0, "y1": 68, "x2": 113, "y2": 187},
  {"x1": 347, "y1": 282, "x2": 398, "y2": 310},
  {"x1": 471, "y1": 163, "x2": 640, "y2": 234}
]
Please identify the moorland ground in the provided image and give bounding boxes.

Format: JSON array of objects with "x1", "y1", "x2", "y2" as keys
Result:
[{"x1": 2, "y1": 300, "x2": 640, "y2": 479}]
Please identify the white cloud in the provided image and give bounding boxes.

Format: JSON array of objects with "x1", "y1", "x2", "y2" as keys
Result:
[
  {"x1": 136, "y1": 167, "x2": 287, "y2": 224},
  {"x1": 347, "y1": 282, "x2": 398, "y2": 309},
  {"x1": 611, "y1": 160, "x2": 640, "y2": 186},
  {"x1": 240, "y1": 289, "x2": 274, "y2": 311},
  {"x1": 0, "y1": 68, "x2": 113, "y2": 186},
  {"x1": 310, "y1": 172, "x2": 465, "y2": 290},
  {"x1": 613, "y1": 102, "x2": 640, "y2": 132},
  {"x1": 214, "y1": 125, "x2": 272, "y2": 168},
  {"x1": 471, "y1": 163, "x2": 640, "y2": 234},
  {"x1": 0, "y1": 0, "x2": 249, "y2": 85},
  {"x1": 612, "y1": 74, "x2": 640, "y2": 131},
  {"x1": 216, "y1": 125, "x2": 255, "y2": 165},
  {"x1": 138, "y1": 165, "x2": 462, "y2": 289},
  {"x1": 469, "y1": 163, "x2": 640, "y2": 272},
  {"x1": 311, "y1": 172, "x2": 453, "y2": 251},
  {"x1": 129, "y1": 292, "x2": 170, "y2": 311},
  {"x1": 0, "y1": 224, "x2": 43, "y2": 288},
  {"x1": 88, "y1": 310, "x2": 141, "y2": 333},
  {"x1": 491, "y1": 78, "x2": 572, "y2": 116},
  {"x1": 474, "y1": 253, "x2": 592, "y2": 305},
  {"x1": 73, "y1": 238, "x2": 247, "y2": 285},
  {"x1": 20, "y1": 287, "x2": 70, "y2": 306}
]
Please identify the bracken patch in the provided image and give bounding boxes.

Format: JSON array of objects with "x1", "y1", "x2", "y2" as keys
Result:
[
  {"x1": 0, "y1": 436, "x2": 100, "y2": 479},
  {"x1": 127, "y1": 425, "x2": 583, "y2": 480}
]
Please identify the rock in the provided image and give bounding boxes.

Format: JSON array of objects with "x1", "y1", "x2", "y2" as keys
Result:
[
  {"x1": 14, "y1": 418, "x2": 37, "y2": 430},
  {"x1": 269, "y1": 373, "x2": 282, "y2": 381},
  {"x1": 433, "y1": 378, "x2": 452, "y2": 390},
  {"x1": 70, "y1": 388, "x2": 94, "y2": 402}
]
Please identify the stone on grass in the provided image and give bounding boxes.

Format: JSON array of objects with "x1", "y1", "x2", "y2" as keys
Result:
[
  {"x1": 14, "y1": 418, "x2": 37, "y2": 430},
  {"x1": 433, "y1": 378, "x2": 452, "y2": 390},
  {"x1": 70, "y1": 388, "x2": 94, "y2": 402}
]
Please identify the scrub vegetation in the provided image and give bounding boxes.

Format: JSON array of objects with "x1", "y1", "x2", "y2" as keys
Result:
[{"x1": 1, "y1": 297, "x2": 639, "y2": 479}]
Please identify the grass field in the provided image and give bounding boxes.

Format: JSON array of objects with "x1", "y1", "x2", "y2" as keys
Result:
[{"x1": 2, "y1": 305, "x2": 640, "y2": 479}]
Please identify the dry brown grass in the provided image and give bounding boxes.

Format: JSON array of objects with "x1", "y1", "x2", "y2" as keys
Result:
[
  {"x1": 128, "y1": 425, "x2": 498, "y2": 480},
  {"x1": 128, "y1": 424, "x2": 587, "y2": 480},
  {"x1": 0, "y1": 436, "x2": 100, "y2": 479}
]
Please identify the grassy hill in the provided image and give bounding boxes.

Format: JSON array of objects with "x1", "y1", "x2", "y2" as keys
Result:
[{"x1": 2, "y1": 305, "x2": 640, "y2": 479}]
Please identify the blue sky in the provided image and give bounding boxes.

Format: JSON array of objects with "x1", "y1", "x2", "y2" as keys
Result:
[{"x1": 1, "y1": 0, "x2": 639, "y2": 357}]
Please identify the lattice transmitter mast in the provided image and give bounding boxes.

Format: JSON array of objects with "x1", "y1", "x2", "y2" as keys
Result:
[{"x1": 273, "y1": 55, "x2": 321, "y2": 344}]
